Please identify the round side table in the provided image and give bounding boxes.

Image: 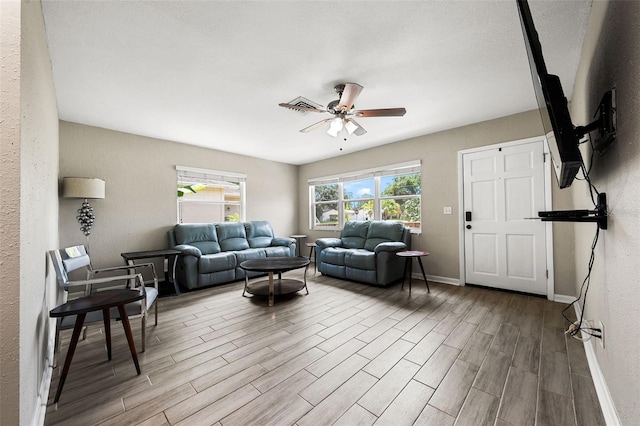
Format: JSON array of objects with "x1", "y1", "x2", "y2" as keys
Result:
[
  {"x1": 396, "y1": 251, "x2": 430, "y2": 295},
  {"x1": 290, "y1": 234, "x2": 307, "y2": 257}
]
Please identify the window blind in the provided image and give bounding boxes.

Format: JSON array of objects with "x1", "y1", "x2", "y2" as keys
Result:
[
  {"x1": 177, "y1": 166, "x2": 246, "y2": 185},
  {"x1": 308, "y1": 160, "x2": 421, "y2": 186}
]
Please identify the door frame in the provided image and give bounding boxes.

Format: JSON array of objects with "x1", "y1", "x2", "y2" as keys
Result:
[{"x1": 457, "y1": 136, "x2": 555, "y2": 300}]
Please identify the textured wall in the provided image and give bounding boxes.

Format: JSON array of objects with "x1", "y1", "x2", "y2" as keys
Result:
[
  {"x1": 0, "y1": 2, "x2": 22, "y2": 424},
  {"x1": 59, "y1": 122, "x2": 298, "y2": 269},
  {"x1": 569, "y1": 1, "x2": 640, "y2": 422},
  {"x1": 298, "y1": 109, "x2": 577, "y2": 296},
  {"x1": 19, "y1": 0, "x2": 60, "y2": 423},
  {"x1": 0, "y1": 0, "x2": 60, "y2": 424}
]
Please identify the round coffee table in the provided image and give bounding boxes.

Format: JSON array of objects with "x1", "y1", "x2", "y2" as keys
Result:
[{"x1": 240, "y1": 257, "x2": 310, "y2": 306}]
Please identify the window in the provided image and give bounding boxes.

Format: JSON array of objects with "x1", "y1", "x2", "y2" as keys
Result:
[
  {"x1": 310, "y1": 161, "x2": 421, "y2": 232},
  {"x1": 176, "y1": 166, "x2": 246, "y2": 224}
]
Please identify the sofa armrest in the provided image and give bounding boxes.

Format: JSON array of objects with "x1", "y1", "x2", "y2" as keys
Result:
[
  {"x1": 271, "y1": 237, "x2": 295, "y2": 247},
  {"x1": 374, "y1": 242, "x2": 407, "y2": 254},
  {"x1": 174, "y1": 244, "x2": 202, "y2": 258},
  {"x1": 316, "y1": 238, "x2": 343, "y2": 250}
]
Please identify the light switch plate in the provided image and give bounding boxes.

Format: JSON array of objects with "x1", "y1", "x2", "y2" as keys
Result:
[{"x1": 443, "y1": 207, "x2": 452, "y2": 215}]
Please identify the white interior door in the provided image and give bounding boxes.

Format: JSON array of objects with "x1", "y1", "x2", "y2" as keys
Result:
[{"x1": 462, "y1": 140, "x2": 547, "y2": 295}]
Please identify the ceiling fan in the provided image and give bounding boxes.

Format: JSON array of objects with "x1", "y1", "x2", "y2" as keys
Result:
[{"x1": 279, "y1": 83, "x2": 406, "y2": 138}]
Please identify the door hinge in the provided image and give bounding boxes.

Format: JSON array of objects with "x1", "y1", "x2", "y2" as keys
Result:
[
  {"x1": 546, "y1": 269, "x2": 549, "y2": 279},
  {"x1": 543, "y1": 153, "x2": 547, "y2": 162}
]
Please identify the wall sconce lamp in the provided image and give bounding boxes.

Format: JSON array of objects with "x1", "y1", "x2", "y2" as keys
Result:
[{"x1": 62, "y1": 177, "x2": 105, "y2": 237}]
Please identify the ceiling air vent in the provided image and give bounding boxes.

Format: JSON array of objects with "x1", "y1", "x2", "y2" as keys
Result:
[{"x1": 287, "y1": 96, "x2": 324, "y2": 114}]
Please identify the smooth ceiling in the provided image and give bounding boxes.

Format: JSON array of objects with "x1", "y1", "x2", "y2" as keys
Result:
[{"x1": 41, "y1": 1, "x2": 592, "y2": 165}]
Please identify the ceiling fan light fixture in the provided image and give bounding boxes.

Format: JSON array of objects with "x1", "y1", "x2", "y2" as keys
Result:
[
  {"x1": 280, "y1": 82, "x2": 404, "y2": 138},
  {"x1": 327, "y1": 117, "x2": 344, "y2": 137},
  {"x1": 344, "y1": 120, "x2": 358, "y2": 135}
]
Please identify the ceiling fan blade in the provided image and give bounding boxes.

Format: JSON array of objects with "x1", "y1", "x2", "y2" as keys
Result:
[
  {"x1": 338, "y1": 83, "x2": 364, "y2": 112},
  {"x1": 300, "y1": 118, "x2": 332, "y2": 133},
  {"x1": 279, "y1": 103, "x2": 326, "y2": 113},
  {"x1": 345, "y1": 118, "x2": 367, "y2": 136},
  {"x1": 354, "y1": 107, "x2": 407, "y2": 117}
]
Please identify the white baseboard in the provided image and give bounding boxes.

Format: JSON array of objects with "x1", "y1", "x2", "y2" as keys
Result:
[
  {"x1": 571, "y1": 303, "x2": 621, "y2": 426},
  {"x1": 32, "y1": 319, "x2": 56, "y2": 426},
  {"x1": 553, "y1": 294, "x2": 577, "y2": 304},
  {"x1": 410, "y1": 273, "x2": 461, "y2": 286}
]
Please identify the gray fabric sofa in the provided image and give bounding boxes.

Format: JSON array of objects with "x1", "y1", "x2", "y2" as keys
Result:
[
  {"x1": 315, "y1": 221, "x2": 411, "y2": 286},
  {"x1": 168, "y1": 221, "x2": 296, "y2": 290}
]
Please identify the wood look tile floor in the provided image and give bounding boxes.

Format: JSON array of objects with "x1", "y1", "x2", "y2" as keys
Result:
[{"x1": 45, "y1": 270, "x2": 606, "y2": 426}]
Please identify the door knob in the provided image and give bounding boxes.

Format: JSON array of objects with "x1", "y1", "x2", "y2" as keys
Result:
[{"x1": 466, "y1": 224, "x2": 472, "y2": 229}]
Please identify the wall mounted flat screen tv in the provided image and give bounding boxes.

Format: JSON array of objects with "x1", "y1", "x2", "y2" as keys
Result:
[{"x1": 516, "y1": 0, "x2": 583, "y2": 188}]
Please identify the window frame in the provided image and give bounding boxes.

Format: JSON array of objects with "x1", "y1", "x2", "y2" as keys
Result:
[
  {"x1": 176, "y1": 165, "x2": 246, "y2": 224},
  {"x1": 309, "y1": 161, "x2": 422, "y2": 233}
]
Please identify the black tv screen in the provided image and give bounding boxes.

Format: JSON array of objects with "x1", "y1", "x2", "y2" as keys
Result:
[{"x1": 516, "y1": 0, "x2": 583, "y2": 188}]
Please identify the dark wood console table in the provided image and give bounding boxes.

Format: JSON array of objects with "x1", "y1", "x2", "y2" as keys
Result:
[
  {"x1": 49, "y1": 288, "x2": 145, "y2": 403},
  {"x1": 121, "y1": 249, "x2": 181, "y2": 295}
]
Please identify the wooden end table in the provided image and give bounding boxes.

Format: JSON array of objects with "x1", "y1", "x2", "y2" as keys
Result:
[
  {"x1": 240, "y1": 257, "x2": 310, "y2": 306},
  {"x1": 49, "y1": 288, "x2": 145, "y2": 403},
  {"x1": 290, "y1": 234, "x2": 307, "y2": 257},
  {"x1": 121, "y1": 249, "x2": 181, "y2": 295},
  {"x1": 396, "y1": 251, "x2": 431, "y2": 295}
]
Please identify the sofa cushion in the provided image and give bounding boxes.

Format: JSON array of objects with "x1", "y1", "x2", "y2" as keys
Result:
[
  {"x1": 345, "y1": 249, "x2": 376, "y2": 270},
  {"x1": 245, "y1": 221, "x2": 274, "y2": 248},
  {"x1": 233, "y1": 248, "x2": 267, "y2": 264},
  {"x1": 321, "y1": 247, "x2": 348, "y2": 266},
  {"x1": 340, "y1": 221, "x2": 370, "y2": 249},
  {"x1": 198, "y1": 252, "x2": 236, "y2": 274},
  {"x1": 216, "y1": 222, "x2": 250, "y2": 251},
  {"x1": 364, "y1": 221, "x2": 405, "y2": 252},
  {"x1": 264, "y1": 246, "x2": 291, "y2": 257},
  {"x1": 174, "y1": 224, "x2": 221, "y2": 255}
]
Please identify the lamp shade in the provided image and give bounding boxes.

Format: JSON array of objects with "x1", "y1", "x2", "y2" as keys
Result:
[{"x1": 62, "y1": 178, "x2": 105, "y2": 199}]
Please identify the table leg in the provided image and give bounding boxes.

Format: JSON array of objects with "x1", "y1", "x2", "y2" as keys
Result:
[
  {"x1": 170, "y1": 254, "x2": 181, "y2": 295},
  {"x1": 54, "y1": 313, "x2": 86, "y2": 403},
  {"x1": 117, "y1": 305, "x2": 141, "y2": 375},
  {"x1": 417, "y1": 257, "x2": 430, "y2": 293},
  {"x1": 402, "y1": 258, "x2": 409, "y2": 290},
  {"x1": 103, "y1": 308, "x2": 111, "y2": 360},
  {"x1": 268, "y1": 272, "x2": 274, "y2": 307},
  {"x1": 309, "y1": 245, "x2": 316, "y2": 274},
  {"x1": 408, "y1": 258, "x2": 414, "y2": 295}
]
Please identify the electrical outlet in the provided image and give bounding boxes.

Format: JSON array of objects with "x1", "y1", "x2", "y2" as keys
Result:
[
  {"x1": 598, "y1": 320, "x2": 605, "y2": 349},
  {"x1": 584, "y1": 319, "x2": 605, "y2": 348},
  {"x1": 443, "y1": 207, "x2": 452, "y2": 215}
]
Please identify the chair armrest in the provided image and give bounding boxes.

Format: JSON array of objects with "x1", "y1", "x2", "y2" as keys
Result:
[
  {"x1": 316, "y1": 238, "x2": 343, "y2": 250},
  {"x1": 374, "y1": 242, "x2": 407, "y2": 254},
  {"x1": 92, "y1": 262, "x2": 156, "y2": 276},
  {"x1": 271, "y1": 237, "x2": 295, "y2": 247},
  {"x1": 174, "y1": 244, "x2": 201, "y2": 258},
  {"x1": 91, "y1": 263, "x2": 158, "y2": 289},
  {"x1": 65, "y1": 273, "x2": 144, "y2": 289}
]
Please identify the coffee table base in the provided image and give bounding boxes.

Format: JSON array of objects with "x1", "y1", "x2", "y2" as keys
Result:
[{"x1": 244, "y1": 274, "x2": 308, "y2": 306}]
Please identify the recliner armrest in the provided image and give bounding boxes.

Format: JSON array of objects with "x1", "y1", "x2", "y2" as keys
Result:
[
  {"x1": 316, "y1": 238, "x2": 343, "y2": 250},
  {"x1": 271, "y1": 237, "x2": 295, "y2": 247},
  {"x1": 174, "y1": 244, "x2": 202, "y2": 258},
  {"x1": 374, "y1": 242, "x2": 407, "y2": 254}
]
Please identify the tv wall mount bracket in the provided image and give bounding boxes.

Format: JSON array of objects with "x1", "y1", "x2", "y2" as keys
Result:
[{"x1": 574, "y1": 89, "x2": 617, "y2": 153}]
